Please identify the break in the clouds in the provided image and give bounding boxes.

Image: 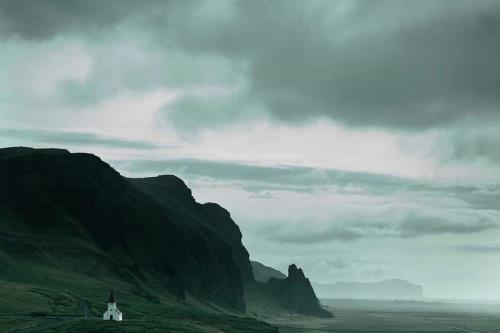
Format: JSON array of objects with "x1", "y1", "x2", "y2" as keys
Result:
[{"x1": 1, "y1": 0, "x2": 500, "y2": 299}]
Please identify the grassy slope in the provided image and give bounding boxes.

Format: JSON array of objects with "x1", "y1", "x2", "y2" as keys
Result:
[{"x1": 0, "y1": 231, "x2": 277, "y2": 333}]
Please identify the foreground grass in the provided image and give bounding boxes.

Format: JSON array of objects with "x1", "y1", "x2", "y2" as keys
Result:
[
  {"x1": 36, "y1": 317, "x2": 277, "y2": 333},
  {"x1": 0, "y1": 232, "x2": 278, "y2": 333},
  {"x1": 0, "y1": 318, "x2": 41, "y2": 332}
]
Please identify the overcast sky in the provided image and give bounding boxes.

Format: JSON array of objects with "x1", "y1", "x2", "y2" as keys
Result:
[{"x1": 1, "y1": 0, "x2": 500, "y2": 299}]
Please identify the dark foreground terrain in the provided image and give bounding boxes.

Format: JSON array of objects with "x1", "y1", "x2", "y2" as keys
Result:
[{"x1": 4, "y1": 295, "x2": 500, "y2": 333}]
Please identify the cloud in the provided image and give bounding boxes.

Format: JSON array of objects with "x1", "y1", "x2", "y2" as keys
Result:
[
  {"x1": 450, "y1": 184, "x2": 500, "y2": 211},
  {"x1": 0, "y1": 127, "x2": 162, "y2": 150},
  {"x1": 455, "y1": 244, "x2": 500, "y2": 253},
  {"x1": 450, "y1": 126, "x2": 500, "y2": 165},
  {"x1": 114, "y1": 157, "x2": 425, "y2": 189},
  {"x1": 398, "y1": 213, "x2": 499, "y2": 237},
  {"x1": 273, "y1": 225, "x2": 365, "y2": 243},
  {"x1": 325, "y1": 256, "x2": 352, "y2": 270},
  {"x1": 265, "y1": 211, "x2": 500, "y2": 244},
  {"x1": 0, "y1": 0, "x2": 156, "y2": 40},
  {"x1": 164, "y1": 0, "x2": 500, "y2": 129},
  {"x1": 162, "y1": 89, "x2": 261, "y2": 131},
  {"x1": 114, "y1": 157, "x2": 500, "y2": 201},
  {"x1": 3, "y1": 1, "x2": 500, "y2": 131}
]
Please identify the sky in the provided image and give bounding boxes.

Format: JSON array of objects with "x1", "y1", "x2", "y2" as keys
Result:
[{"x1": 1, "y1": 0, "x2": 500, "y2": 299}]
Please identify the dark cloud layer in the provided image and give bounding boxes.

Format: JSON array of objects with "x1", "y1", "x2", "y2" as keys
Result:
[
  {"x1": 0, "y1": 0, "x2": 155, "y2": 39},
  {"x1": 2, "y1": 0, "x2": 500, "y2": 130},
  {"x1": 115, "y1": 158, "x2": 500, "y2": 210},
  {"x1": 268, "y1": 213, "x2": 499, "y2": 244},
  {"x1": 0, "y1": 128, "x2": 161, "y2": 149},
  {"x1": 171, "y1": 0, "x2": 500, "y2": 129},
  {"x1": 117, "y1": 158, "x2": 421, "y2": 189},
  {"x1": 456, "y1": 244, "x2": 500, "y2": 253}
]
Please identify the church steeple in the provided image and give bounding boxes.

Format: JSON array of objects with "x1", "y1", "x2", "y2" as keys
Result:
[
  {"x1": 108, "y1": 290, "x2": 116, "y2": 304},
  {"x1": 103, "y1": 290, "x2": 122, "y2": 321}
]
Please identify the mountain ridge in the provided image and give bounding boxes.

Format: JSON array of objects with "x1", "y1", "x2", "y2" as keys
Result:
[
  {"x1": 0, "y1": 147, "x2": 248, "y2": 310},
  {"x1": 0, "y1": 146, "x2": 332, "y2": 322},
  {"x1": 313, "y1": 279, "x2": 425, "y2": 300}
]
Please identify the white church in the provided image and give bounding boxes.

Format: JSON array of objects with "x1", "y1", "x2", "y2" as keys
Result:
[{"x1": 103, "y1": 291, "x2": 123, "y2": 321}]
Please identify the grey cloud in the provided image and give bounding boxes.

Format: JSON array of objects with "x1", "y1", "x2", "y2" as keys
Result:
[
  {"x1": 166, "y1": 0, "x2": 500, "y2": 129},
  {"x1": 325, "y1": 257, "x2": 352, "y2": 270},
  {"x1": 0, "y1": 0, "x2": 165, "y2": 40},
  {"x1": 115, "y1": 158, "x2": 425, "y2": 190},
  {"x1": 3, "y1": 1, "x2": 500, "y2": 130},
  {"x1": 0, "y1": 128, "x2": 161, "y2": 149},
  {"x1": 399, "y1": 214, "x2": 498, "y2": 237},
  {"x1": 451, "y1": 127, "x2": 500, "y2": 165},
  {"x1": 266, "y1": 212, "x2": 499, "y2": 244},
  {"x1": 455, "y1": 244, "x2": 500, "y2": 253},
  {"x1": 273, "y1": 226, "x2": 365, "y2": 243},
  {"x1": 450, "y1": 184, "x2": 500, "y2": 211},
  {"x1": 163, "y1": 92, "x2": 260, "y2": 131},
  {"x1": 115, "y1": 158, "x2": 500, "y2": 208}
]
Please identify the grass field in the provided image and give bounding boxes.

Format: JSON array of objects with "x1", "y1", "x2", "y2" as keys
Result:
[{"x1": 0, "y1": 231, "x2": 278, "y2": 333}]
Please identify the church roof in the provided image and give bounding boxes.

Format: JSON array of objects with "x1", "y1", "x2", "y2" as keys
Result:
[{"x1": 108, "y1": 290, "x2": 116, "y2": 303}]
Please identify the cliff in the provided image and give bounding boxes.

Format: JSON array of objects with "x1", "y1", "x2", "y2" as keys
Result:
[
  {"x1": 246, "y1": 264, "x2": 333, "y2": 318},
  {"x1": 0, "y1": 147, "x2": 250, "y2": 310},
  {"x1": 267, "y1": 264, "x2": 333, "y2": 318}
]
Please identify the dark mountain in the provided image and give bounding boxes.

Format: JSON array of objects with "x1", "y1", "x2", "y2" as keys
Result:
[
  {"x1": 313, "y1": 279, "x2": 425, "y2": 300},
  {"x1": 129, "y1": 176, "x2": 254, "y2": 283},
  {"x1": 246, "y1": 264, "x2": 333, "y2": 318},
  {"x1": 0, "y1": 147, "x2": 251, "y2": 311},
  {"x1": 251, "y1": 260, "x2": 286, "y2": 282}
]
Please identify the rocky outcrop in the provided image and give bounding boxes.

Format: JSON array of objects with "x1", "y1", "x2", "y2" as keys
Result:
[
  {"x1": 251, "y1": 261, "x2": 286, "y2": 282},
  {"x1": 246, "y1": 263, "x2": 333, "y2": 318},
  {"x1": 267, "y1": 264, "x2": 333, "y2": 318},
  {"x1": 0, "y1": 147, "x2": 250, "y2": 311}
]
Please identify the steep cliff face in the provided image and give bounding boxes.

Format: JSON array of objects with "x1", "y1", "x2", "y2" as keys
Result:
[
  {"x1": 246, "y1": 263, "x2": 333, "y2": 318},
  {"x1": 267, "y1": 264, "x2": 333, "y2": 318},
  {"x1": 129, "y1": 176, "x2": 254, "y2": 283},
  {"x1": 0, "y1": 147, "x2": 250, "y2": 310}
]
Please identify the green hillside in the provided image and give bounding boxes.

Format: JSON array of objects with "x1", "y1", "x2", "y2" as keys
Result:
[{"x1": 0, "y1": 147, "x2": 275, "y2": 332}]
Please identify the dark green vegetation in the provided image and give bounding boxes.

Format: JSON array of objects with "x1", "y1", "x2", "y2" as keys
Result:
[{"x1": 0, "y1": 147, "x2": 329, "y2": 332}]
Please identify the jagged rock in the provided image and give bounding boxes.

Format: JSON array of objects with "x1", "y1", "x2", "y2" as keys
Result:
[
  {"x1": 246, "y1": 263, "x2": 333, "y2": 318},
  {"x1": 267, "y1": 264, "x2": 333, "y2": 318}
]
